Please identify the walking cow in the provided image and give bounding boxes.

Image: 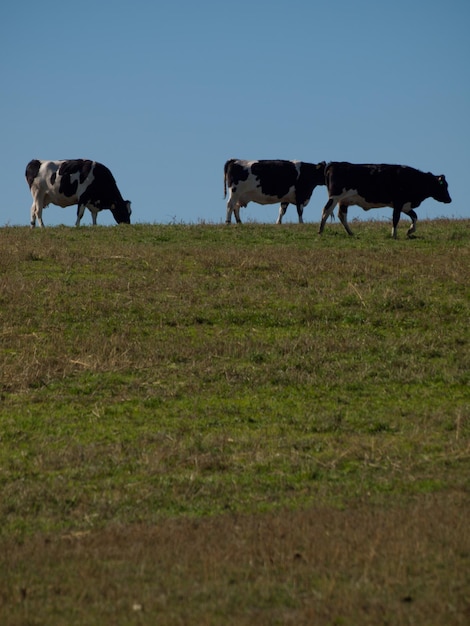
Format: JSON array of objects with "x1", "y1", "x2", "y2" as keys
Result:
[
  {"x1": 318, "y1": 162, "x2": 451, "y2": 238},
  {"x1": 224, "y1": 159, "x2": 326, "y2": 224},
  {"x1": 25, "y1": 159, "x2": 132, "y2": 227}
]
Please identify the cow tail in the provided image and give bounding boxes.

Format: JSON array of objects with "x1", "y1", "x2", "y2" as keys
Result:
[
  {"x1": 223, "y1": 161, "x2": 229, "y2": 198},
  {"x1": 224, "y1": 159, "x2": 235, "y2": 198}
]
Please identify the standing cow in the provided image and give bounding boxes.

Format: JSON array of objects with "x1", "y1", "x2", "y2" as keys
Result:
[
  {"x1": 224, "y1": 159, "x2": 326, "y2": 224},
  {"x1": 318, "y1": 162, "x2": 451, "y2": 238},
  {"x1": 25, "y1": 159, "x2": 132, "y2": 227}
]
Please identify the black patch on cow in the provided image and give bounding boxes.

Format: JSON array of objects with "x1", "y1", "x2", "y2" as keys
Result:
[
  {"x1": 59, "y1": 173, "x2": 78, "y2": 197},
  {"x1": 251, "y1": 160, "x2": 298, "y2": 199},
  {"x1": 58, "y1": 159, "x2": 93, "y2": 198},
  {"x1": 225, "y1": 159, "x2": 249, "y2": 190},
  {"x1": 25, "y1": 159, "x2": 41, "y2": 188},
  {"x1": 50, "y1": 172, "x2": 56, "y2": 186},
  {"x1": 57, "y1": 159, "x2": 92, "y2": 180}
]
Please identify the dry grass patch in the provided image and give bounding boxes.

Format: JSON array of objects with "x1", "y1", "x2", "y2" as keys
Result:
[{"x1": 1, "y1": 494, "x2": 469, "y2": 625}]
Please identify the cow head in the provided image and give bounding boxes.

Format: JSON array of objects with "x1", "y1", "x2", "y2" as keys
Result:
[
  {"x1": 111, "y1": 200, "x2": 132, "y2": 224},
  {"x1": 434, "y1": 175, "x2": 452, "y2": 204}
]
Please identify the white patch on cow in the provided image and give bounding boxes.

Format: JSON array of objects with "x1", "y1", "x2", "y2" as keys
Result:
[
  {"x1": 232, "y1": 171, "x2": 297, "y2": 207},
  {"x1": 337, "y1": 188, "x2": 389, "y2": 211},
  {"x1": 318, "y1": 188, "x2": 390, "y2": 235}
]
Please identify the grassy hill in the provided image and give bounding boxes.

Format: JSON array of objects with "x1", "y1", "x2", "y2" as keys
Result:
[{"x1": 1, "y1": 220, "x2": 469, "y2": 624}]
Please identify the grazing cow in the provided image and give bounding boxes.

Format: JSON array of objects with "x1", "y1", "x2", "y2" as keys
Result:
[
  {"x1": 318, "y1": 162, "x2": 451, "y2": 238},
  {"x1": 25, "y1": 159, "x2": 132, "y2": 227},
  {"x1": 224, "y1": 159, "x2": 326, "y2": 224}
]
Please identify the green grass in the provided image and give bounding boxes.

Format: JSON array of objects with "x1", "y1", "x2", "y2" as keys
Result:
[{"x1": 0, "y1": 219, "x2": 469, "y2": 624}]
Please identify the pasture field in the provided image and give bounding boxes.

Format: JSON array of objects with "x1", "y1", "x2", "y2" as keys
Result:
[{"x1": 0, "y1": 219, "x2": 469, "y2": 624}]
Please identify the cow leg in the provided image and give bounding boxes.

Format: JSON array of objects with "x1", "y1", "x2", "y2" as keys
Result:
[
  {"x1": 391, "y1": 206, "x2": 402, "y2": 239},
  {"x1": 225, "y1": 199, "x2": 235, "y2": 224},
  {"x1": 233, "y1": 207, "x2": 242, "y2": 223},
  {"x1": 406, "y1": 209, "x2": 418, "y2": 238},
  {"x1": 318, "y1": 198, "x2": 337, "y2": 234},
  {"x1": 338, "y1": 204, "x2": 354, "y2": 236},
  {"x1": 87, "y1": 205, "x2": 99, "y2": 225},
  {"x1": 296, "y1": 203, "x2": 304, "y2": 224},
  {"x1": 30, "y1": 202, "x2": 37, "y2": 227},
  {"x1": 76, "y1": 203, "x2": 86, "y2": 227},
  {"x1": 86, "y1": 203, "x2": 100, "y2": 225},
  {"x1": 226, "y1": 198, "x2": 242, "y2": 224},
  {"x1": 31, "y1": 200, "x2": 45, "y2": 227},
  {"x1": 276, "y1": 202, "x2": 289, "y2": 224}
]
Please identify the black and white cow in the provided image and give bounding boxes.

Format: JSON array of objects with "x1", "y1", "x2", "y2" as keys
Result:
[
  {"x1": 224, "y1": 159, "x2": 326, "y2": 224},
  {"x1": 25, "y1": 159, "x2": 132, "y2": 227},
  {"x1": 318, "y1": 162, "x2": 451, "y2": 238}
]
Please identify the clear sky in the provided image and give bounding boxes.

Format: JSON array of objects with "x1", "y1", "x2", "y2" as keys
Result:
[{"x1": 2, "y1": 0, "x2": 469, "y2": 227}]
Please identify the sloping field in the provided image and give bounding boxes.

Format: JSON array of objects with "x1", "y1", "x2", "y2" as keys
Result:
[{"x1": 1, "y1": 220, "x2": 469, "y2": 624}]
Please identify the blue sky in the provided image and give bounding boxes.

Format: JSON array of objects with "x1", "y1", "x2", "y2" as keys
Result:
[{"x1": 2, "y1": 0, "x2": 469, "y2": 226}]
